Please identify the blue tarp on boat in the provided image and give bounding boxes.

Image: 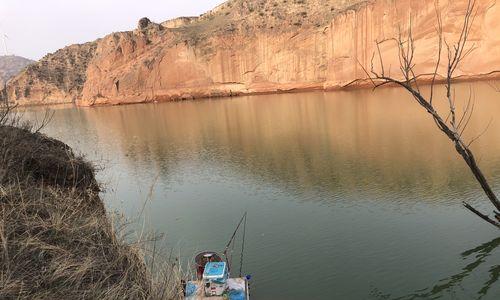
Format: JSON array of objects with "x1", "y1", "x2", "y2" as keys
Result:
[{"x1": 203, "y1": 262, "x2": 227, "y2": 279}]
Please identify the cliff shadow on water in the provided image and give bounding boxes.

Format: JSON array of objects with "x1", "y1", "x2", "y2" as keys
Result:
[{"x1": 0, "y1": 106, "x2": 182, "y2": 299}]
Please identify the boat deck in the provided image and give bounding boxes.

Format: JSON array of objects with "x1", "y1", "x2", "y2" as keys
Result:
[{"x1": 185, "y1": 277, "x2": 249, "y2": 300}]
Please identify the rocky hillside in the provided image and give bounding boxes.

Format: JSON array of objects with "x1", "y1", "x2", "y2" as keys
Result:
[
  {"x1": 0, "y1": 55, "x2": 33, "y2": 87},
  {"x1": 5, "y1": 43, "x2": 96, "y2": 105},
  {"x1": 5, "y1": 0, "x2": 500, "y2": 106}
]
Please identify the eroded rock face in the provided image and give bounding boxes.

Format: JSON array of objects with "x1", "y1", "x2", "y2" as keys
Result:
[{"x1": 7, "y1": 0, "x2": 500, "y2": 106}]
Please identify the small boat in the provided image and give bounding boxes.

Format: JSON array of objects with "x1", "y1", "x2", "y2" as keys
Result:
[
  {"x1": 183, "y1": 251, "x2": 250, "y2": 300},
  {"x1": 183, "y1": 213, "x2": 250, "y2": 300}
]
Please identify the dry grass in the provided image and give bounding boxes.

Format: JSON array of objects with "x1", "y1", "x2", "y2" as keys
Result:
[{"x1": 0, "y1": 104, "x2": 183, "y2": 299}]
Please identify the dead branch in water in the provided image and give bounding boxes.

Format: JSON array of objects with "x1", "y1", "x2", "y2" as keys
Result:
[{"x1": 362, "y1": 0, "x2": 500, "y2": 228}]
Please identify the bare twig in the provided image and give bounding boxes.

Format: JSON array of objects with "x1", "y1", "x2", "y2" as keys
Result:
[{"x1": 362, "y1": 0, "x2": 500, "y2": 228}]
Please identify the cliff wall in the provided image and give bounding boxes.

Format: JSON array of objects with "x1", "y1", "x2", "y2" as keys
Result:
[{"x1": 6, "y1": 0, "x2": 500, "y2": 106}]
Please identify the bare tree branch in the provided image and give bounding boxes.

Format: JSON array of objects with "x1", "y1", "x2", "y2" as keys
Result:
[{"x1": 363, "y1": 0, "x2": 500, "y2": 228}]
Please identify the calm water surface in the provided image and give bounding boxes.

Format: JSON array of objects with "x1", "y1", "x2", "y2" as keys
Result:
[{"x1": 26, "y1": 83, "x2": 499, "y2": 299}]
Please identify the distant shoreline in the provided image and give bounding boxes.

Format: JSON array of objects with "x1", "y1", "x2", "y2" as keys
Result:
[{"x1": 10, "y1": 71, "x2": 500, "y2": 108}]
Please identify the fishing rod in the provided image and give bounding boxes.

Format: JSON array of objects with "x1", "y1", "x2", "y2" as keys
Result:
[
  {"x1": 222, "y1": 212, "x2": 247, "y2": 276},
  {"x1": 239, "y1": 211, "x2": 247, "y2": 278}
]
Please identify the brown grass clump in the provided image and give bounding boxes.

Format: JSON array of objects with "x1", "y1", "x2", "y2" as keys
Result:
[
  {"x1": 0, "y1": 124, "x2": 100, "y2": 196},
  {"x1": 0, "y1": 105, "x2": 182, "y2": 299}
]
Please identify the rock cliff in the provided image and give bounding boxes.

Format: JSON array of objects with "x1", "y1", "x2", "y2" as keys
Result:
[{"x1": 5, "y1": 0, "x2": 500, "y2": 106}]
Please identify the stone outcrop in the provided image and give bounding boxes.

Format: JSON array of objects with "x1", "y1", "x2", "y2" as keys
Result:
[
  {"x1": 161, "y1": 17, "x2": 198, "y2": 29},
  {"x1": 6, "y1": 0, "x2": 500, "y2": 106}
]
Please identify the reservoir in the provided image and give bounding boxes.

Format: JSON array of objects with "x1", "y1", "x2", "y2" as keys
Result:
[{"x1": 27, "y1": 83, "x2": 500, "y2": 299}]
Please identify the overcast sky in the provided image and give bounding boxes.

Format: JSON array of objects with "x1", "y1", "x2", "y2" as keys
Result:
[{"x1": 0, "y1": 0, "x2": 226, "y2": 60}]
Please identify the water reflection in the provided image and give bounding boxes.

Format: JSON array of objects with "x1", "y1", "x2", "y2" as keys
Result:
[
  {"x1": 21, "y1": 83, "x2": 500, "y2": 299},
  {"x1": 31, "y1": 84, "x2": 500, "y2": 208},
  {"x1": 372, "y1": 237, "x2": 500, "y2": 299}
]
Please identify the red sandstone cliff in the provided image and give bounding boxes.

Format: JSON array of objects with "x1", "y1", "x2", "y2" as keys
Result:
[{"x1": 5, "y1": 0, "x2": 500, "y2": 106}]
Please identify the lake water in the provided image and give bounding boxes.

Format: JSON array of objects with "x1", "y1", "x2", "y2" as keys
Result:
[{"x1": 26, "y1": 83, "x2": 499, "y2": 299}]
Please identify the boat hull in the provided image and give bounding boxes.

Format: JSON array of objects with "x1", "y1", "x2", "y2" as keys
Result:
[{"x1": 184, "y1": 277, "x2": 249, "y2": 300}]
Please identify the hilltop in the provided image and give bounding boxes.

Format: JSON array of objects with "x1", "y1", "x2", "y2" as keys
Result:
[
  {"x1": 0, "y1": 55, "x2": 33, "y2": 86},
  {"x1": 4, "y1": 0, "x2": 500, "y2": 106},
  {"x1": 167, "y1": 0, "x2": 367, "y2": 33}
]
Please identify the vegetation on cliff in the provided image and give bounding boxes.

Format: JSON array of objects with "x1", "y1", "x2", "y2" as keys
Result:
[
  {"x1": 192, "y1": 0, "x2": 368, "y2": 32},
  {"x1": 0, "y1": 106, "x2": 182, "y2": 299},
  {"x1": 5, "y1": 42, "x2": 97, "y2": 105}
]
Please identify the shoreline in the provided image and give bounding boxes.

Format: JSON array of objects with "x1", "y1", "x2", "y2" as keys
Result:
[
  {"x1": 0, "y1": 123, "x2": 181, "y2": 299},
  {"x1": 9, "y1": 71, "x2": 500, "y2": 108}
]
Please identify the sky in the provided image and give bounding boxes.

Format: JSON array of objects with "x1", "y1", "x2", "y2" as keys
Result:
[{"x1": 0, "y1": 0, "x2": 226, "y2": 60}]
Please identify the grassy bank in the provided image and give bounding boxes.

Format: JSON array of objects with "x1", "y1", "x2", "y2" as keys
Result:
[{"x1": 0, "y1": 109, "x2": 181, "y2": 299}]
